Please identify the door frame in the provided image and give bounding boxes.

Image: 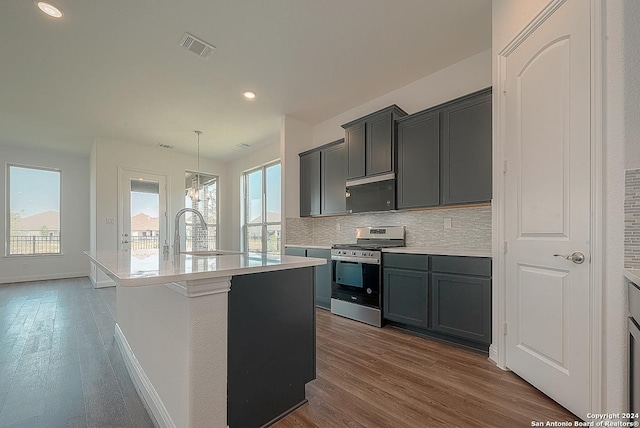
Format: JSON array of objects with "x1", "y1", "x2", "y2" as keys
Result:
[
  {"x1": 117, "y1": 166, "x2": 170, "y2": 252},
  {"x1": 492, "y1": 0, "x2": 604, "y2": 413}
]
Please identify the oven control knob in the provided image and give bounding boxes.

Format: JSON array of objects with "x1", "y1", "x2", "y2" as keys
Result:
[
  {"x1": 351, "y1": 251, "x2": 356, "y2": 256},
  {"x1": 366, "y1": 288, "x2": 372, "y2": 294}
]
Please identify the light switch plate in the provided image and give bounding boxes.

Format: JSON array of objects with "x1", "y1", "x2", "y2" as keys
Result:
[{"x1": 444, "y1": 218, "x2": 452, "y2": 229}]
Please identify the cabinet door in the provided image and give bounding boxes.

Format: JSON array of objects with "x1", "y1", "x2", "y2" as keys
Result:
[
  {"x1": 383, "y1": 268, "x2": 428, "y2": 328},
  {"x1": 366, "y1": 112, "x2": 393, "y2": 176},
  {"x1": 307, "y1": 248, "x2": 331, "y2": 310},
  {"x1": 321, "y1": 141, "x2": 347, "y2": 215},
  {"x1": 441, "y1": 91, "x2": 492, "y2": 205},
  {"x1": 284, "y1": 247, "x2": 306, "y2": 257},
  {"x1": 299, "y1": 151, "x2": 321, "y2": 217},
  {"x1": 397, "y1": 112, "x2": 440, "y2": 209},
  {"x1": 345, "y1": 123, "x2": 366, "y2": 179},
  {"x1": 431, "y1": 273, "x2": 491, "y2": 344}
]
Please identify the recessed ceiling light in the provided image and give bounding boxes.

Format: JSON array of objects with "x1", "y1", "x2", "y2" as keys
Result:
[
  {"x1": 243, "y1": 91, "x2": 256, "y2": 100},
  {"x1": 36, "y1": 1, "x2": 63, "y2": 18}
]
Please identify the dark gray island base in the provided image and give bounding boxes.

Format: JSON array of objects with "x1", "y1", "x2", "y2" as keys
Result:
[{"x1": 228, "y1": 267, "x2": 316, "y2": 428}]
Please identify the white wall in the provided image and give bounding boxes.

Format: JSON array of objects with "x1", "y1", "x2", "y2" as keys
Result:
[
  {"x1": 281, "y1": 115, "x2": 313, "y2": 220},
  {"x1": 623, "y1": 0, "x2": 640, "y2": 169},
  {"x1": 226, "y1": 142, "x2": 280, "y2": 251},
  {"x1": 0, "y1": 144, "x2": 90, "y2": 283},
  {"x1": 492, "y1": 0, "x2": 636, "y2": 414},
  {"x1": 311, "y1": 49, "x2": 492, "y2": 148},
  {"x1": 90, "y1": 138, "x2": 229, "y2": 285},
  {"x1": 603, "y1": 0, "x2": 640, "y2": 414}
]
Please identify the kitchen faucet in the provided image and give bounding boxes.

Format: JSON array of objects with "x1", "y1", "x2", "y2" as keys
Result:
[{"x1": 173, "y1": 208, "x2": 207, "y2": 255}]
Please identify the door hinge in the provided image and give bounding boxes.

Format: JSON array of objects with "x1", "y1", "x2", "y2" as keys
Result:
[
  {"x1": 502, "y1": 322, "x2": 508, "y2": 336},
  {"x1": 503, "y1": 241, "x2": 508, "y2": 254},
  {"x1": 502, "y1": 80, "x2": 507, "y2": 95},
  {"x1": 503, "y1": 160, "x2": 508, "y2": 174}
]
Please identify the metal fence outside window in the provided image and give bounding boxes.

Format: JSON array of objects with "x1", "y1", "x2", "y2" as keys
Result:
[{"x1": 9, "y1": 236, "x2": 61, "y2": 254}]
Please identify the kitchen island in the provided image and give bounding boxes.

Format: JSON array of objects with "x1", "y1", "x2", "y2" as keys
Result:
[{"x1": 85, "y1": 249, "x2": 326, "y2": 428}]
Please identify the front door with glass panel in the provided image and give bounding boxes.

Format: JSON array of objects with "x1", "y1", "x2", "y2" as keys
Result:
[{"x1": 119, "y1": 169, "x2": 167, "y2": 253}]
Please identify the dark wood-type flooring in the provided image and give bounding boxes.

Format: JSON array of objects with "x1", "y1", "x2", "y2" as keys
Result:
[{"x1": 0, "y1": 278, "x2": 576, "y2": 428}]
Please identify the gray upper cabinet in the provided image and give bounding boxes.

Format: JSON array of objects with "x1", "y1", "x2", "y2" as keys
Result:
[
  {"x1": 321, "y1": 139, "x2": 347, "y2": 215},
  {"x1": 441, "y1": 89, "x2": 492, "y2": 205},
  {"x1": 345, "y1": 123, "x2": 366, "y2": 179},
  {"x1": 396, "y1": 111, "x2": 440, "y2": 209},
  {"x1": 299, "y1": 150, "x2": 321, "y2": 217},
  {"x1": 366, "y1": 113, "x2": 394, "y2": 176},
  {"x1": 342, "y1": 105, "x2": 407, "y2": 180}
]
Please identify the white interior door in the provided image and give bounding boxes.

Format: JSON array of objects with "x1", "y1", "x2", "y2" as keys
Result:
[
  {"x1": 119, "y1": 169, "x2": 168, "y2": 253},
  {"x1": 504, "y1": 0, "x2": 591, "y2": 418}
]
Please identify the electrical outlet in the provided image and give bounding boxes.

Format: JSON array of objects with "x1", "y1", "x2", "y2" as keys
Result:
[
  {"x1": 444, "y1": 218, "x2": 452, "y2": 230},
  {"x1": 336, "y1": 223, "x2": 341, "y2": 231},
  {"x1": 106, "y1": 217, "x2": 115, "y2": 225}
]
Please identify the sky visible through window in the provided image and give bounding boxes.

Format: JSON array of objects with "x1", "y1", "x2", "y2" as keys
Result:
[
  {"x1": 10, "y1": 166, "x2": 60, "y2": 217},
  {"x1": 131, "y1": 192, "x2": 159, "y2": 217},
  {"x1": 247, "y1": 163, "x2": 281, "y2": 223}
]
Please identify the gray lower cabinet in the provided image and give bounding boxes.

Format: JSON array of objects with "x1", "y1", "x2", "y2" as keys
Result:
[
  {"x1": 441, "y1": 89, "x2": 492, "y2": 205},
  {"x1": 431, "y1": 273, "x2": 491, "y2": 344},
  {"x1": 382, "y1": 253, "x2": 492, "y2": 351},
  {"x1": 284, "y1": 247, "x2": 306, "y2": 257},
  {"x1": 299, "y1": 151, "x2": 321, "y2": 217},
  {"x1": 396, "y1": 110, "x2": 440, "y2": 209},
  {"x1": 383, "y1": 268, "x2": 428, "y2": 328},
  {"x1": 285, "y1": 246, "x2": 331, "y2": 310},
  {"x1": 307, "y1": 248, "x2": 331, "y2": 310},
  {"x1": 321, "y1": 140, "x2": 347, "y2": 215}
]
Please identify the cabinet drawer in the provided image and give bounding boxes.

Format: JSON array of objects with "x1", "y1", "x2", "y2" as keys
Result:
[
  {"x1": 431, "y1": 256, "x2": 491, "y2": 277},
  {"x1": 383, "y1": 253, "x2": 429, "y2": 271},
  {"x1": 630, "y1": 280, "x2": 640, "y2": 322}
]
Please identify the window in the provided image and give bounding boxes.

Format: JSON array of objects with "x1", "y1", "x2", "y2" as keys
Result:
[
  {"x1": 243, "y1": 161, "x2": 281, "y2": 254},
  {"x1": 184, "y1": 171, "x2": 218, "y2": 251},
  {"x1": 6, "y1": 165, "x2": 62, "y2": 255}
]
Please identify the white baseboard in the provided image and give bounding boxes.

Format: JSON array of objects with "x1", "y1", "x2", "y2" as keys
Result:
[
  {"x1": 114, "y1": 324, "x2": 175, "y2": 428},
  {"x1": 489, "y1": 344, "x2": 499, "y2": 364},
  {"x1": 94, "y1": 279, "x2": 115, "y2": 288},
  {"x1": 0, "y1": 272, "x2": 88, "y2": 285}
]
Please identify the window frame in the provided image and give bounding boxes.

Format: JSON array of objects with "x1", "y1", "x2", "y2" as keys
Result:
[
  {"x1": 184, "y1": 171, "x2": 219, "y2": 251},
  {"x1": 5, "y1": 163, "x2": 63, "y2": 257},
  {"x1": 243, "y1": 160, "x2": 281, "y2": 254}
]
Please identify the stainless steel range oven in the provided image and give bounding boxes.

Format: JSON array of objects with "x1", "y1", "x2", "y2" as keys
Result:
[{"x1": 331, "y1": 226, "x2": 405, "y2": 327}]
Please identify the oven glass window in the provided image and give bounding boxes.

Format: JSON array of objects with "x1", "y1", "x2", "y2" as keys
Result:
[{"x1": 335, "y1": 261, "x2": 363, "y2": 288}]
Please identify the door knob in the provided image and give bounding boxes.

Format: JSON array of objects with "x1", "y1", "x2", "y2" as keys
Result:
[{"x1": 553, "y1": 252, "x2": 586, "y2": 264}]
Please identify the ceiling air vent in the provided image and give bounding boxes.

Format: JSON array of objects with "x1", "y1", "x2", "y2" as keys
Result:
[
  {"x1": 158, "y1": 143, "x2": 174, "y2": 149},
  {"x1": 235, "y1": 143, "x2": 250, "y2": 150},
  {"x1": 179, "y1": 32, "x2": 216, "y2": 60}
]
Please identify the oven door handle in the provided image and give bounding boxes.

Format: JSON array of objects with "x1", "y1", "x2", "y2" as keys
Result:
[{"x1": 332, "y1": 255, "x2": 380, "y2": 265}]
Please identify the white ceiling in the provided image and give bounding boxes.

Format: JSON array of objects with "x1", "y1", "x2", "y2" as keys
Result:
[{"x1": 0, "y1": 0, "x2": 491, "y2": 159}]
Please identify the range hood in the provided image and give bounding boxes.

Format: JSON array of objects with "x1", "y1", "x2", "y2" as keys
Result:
[{"x1": 345, "y1": 173, "x2": 395, "y2": 214}]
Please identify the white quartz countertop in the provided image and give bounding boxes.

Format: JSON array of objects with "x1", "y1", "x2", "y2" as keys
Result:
[
  {"x1": 382, "y1": 247, "x2": 492, "y2": 258},
  {"x1": 625, "y1": 269, "x2": 640, "y2": 285},
  {"x1": 284, "y1": 243, "x2": 491, "y2": 257},
  {"x1": 85, "y1": 249, "x2": 326, "y2": 287},
  {"x1": 284, "y1": 244, "x2": 332, "y2": 250}
]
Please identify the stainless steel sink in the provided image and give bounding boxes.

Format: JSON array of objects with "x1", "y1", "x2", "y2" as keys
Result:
[{"x1": 181, "y1": 250, "x2": 242, "y2": 257}]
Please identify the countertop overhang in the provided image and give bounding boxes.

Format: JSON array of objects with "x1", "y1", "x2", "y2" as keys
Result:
[
  {"x1": 625, "y1": 269, "x2": 640, "y2": 285},
  {"x1": 85, "y1": 249, "x2": 326, "y2": 287}
]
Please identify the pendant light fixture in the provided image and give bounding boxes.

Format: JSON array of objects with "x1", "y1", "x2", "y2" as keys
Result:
[{"x1": 187, "y1": 130, "x2": 210, "y2": 204}]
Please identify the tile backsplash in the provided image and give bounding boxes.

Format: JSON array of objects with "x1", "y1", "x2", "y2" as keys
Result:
[
  {"x1": 286, "y1": 205, "x2": 492, "y2": 251},
  {"x1": 625, "y1": 169, "x2": 640, "y2": 269}
]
